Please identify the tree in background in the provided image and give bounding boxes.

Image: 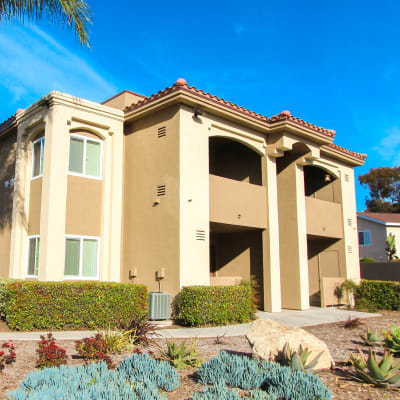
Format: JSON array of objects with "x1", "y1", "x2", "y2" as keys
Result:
[
  {"x1": 358, "y1": 166, "x2": 400, "y2": 212},
  {"x1": 0, "y1": 0, "x2": 91, "y2": 47},
  {"x1": 385, "y1": 233, "x2": 399, "y2": 261}
]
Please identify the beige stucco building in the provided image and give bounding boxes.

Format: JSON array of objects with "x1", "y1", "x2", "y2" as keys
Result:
[{"x1": 0, "y1": 78, "x2": 366, "y2": 311}]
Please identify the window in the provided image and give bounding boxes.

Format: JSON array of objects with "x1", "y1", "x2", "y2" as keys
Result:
[
  {"x1": 64, "y1": 236, "x2": 99, "y2": 279},
  {"x1": 68, "y1": 134, "x2": 102, "y2": 179},
  {"x1": 359, "y1": 231, "x2": 371, "y2": 246},
  {"x1": 27, "y1": 236, "x2": 39, "y2": 277},
  {"x1": 32, "y1": 137, "x2": 44, "y2": 178}
]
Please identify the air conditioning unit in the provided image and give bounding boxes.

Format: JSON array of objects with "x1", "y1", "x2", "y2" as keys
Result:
[{"x1": 148, "y1": 292, "x2": 171, "y2": 320}]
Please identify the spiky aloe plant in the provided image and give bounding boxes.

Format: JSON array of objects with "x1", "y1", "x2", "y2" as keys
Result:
[
  {"x1": 158, "y1": 340, "x2": 202, "y2": 369},
  {"x1": 275, "y1": 343, "x2": 323, "y2": 372},
  {"x1": 350, "y1": 348, "x2": 400, "y2": 388},
  {"x1": 360, "y1": 328, "x2": 384, "y2": 347},
  {"x1": 384, "y1": 325, "x2": 400, "y2": 356}
]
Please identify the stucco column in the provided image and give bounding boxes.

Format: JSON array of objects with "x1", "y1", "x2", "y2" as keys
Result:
[
  {"x1": 179, "y1": 106, "x2": 210, "y2": 287},
  {"x1": 9, "y1": 125, "x2": 30, "y2": 278},
  {"x1": 261, "y1": 155, "x2": 282, "y2": 312},
  {"x1": 38, "y1": 106, "x2": 69, "y2": 281},
  {"x1": 102, "y1": 130, "x2": 123, "y2": 282},
  {"x1": 339, "y1": 168, "x2": 361, "y2": 281},
  {"x1": 277, "y1": 161, "x2": 310, "y2": 310}
]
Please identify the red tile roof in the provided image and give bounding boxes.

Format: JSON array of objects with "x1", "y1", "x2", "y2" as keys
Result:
[
  {"x1": 124, "y1": 79, "x2": 367, "y2": 161},
  {"x1": 325, "y1": 143, "x2": 367, "y2": 161},
  {"x1": 358, "y1": 212, "x2": 400, "y2": 224}
]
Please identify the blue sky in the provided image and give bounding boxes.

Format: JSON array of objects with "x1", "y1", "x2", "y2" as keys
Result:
[{"x1": 1, "y1": 0, "x2": 400, "y2": 210}]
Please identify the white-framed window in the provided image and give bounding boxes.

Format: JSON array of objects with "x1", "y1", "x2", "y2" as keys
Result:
[
  {"x1": 64, "y1": 235, "x2": 100, "y2": 280},
  {"x1": 26, "y1": 235, "x2": 40, "y2": 277},
  {"x1": 359, "y1": 230, "x2": 371, "y2": 246},
  {"x1": 31, "y1": 137, "x2": 45, "y2": 179},
  {"x1": 68, "y1": 134, "x2": 102, "y2": 179}
]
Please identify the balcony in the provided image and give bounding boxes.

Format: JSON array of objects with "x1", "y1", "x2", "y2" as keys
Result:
[
  {"x1": 306, "y1": 197, "x2": 343, "y2": 239},
  {"x1": 209, "y1": 174, "x2": 267, "y2": 229}
]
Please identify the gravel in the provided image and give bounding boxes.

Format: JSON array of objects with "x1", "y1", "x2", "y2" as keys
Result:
[{"x1": 1, "y1": 311, "x2": 400, "y2": 399}]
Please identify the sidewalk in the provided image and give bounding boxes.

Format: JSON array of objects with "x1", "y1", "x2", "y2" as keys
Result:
[{"x1": 0, "y1": 308, "x2": 379, "y2": 341}]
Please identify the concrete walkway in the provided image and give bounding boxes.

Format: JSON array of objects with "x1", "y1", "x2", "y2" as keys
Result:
[{"x1": 0, "y1": 308, "x2": 379, "y2": 341}]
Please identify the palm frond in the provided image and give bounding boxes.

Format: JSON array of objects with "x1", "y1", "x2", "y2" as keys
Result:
[{"x1": 0, "y1": 0, "x2": 92, "y2": 47}]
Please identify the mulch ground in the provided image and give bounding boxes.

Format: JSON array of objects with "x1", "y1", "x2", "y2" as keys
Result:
[{"x1": 1, "y1": 310, "x2": 400, "y2": 399}]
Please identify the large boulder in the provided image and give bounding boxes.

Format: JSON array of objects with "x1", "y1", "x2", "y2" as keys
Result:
[{"x1": 246, "y1": 319, "x2": 334, "y2": 370}]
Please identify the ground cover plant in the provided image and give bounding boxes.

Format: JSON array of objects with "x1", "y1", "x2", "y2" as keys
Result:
[
  {"x1": 196, "y1": 350, "x2": 332, "y2": 400},
  {"x1": 8, "y1": 353, "x2": 180, "y2": 399}
]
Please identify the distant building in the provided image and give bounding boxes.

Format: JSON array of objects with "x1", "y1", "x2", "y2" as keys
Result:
[
  {"x1": 0, "y1": 78, "x2": 366, "y2": 311},
  {"x1": 357, "y1": 212, "x2": 400, "y2": 261}
]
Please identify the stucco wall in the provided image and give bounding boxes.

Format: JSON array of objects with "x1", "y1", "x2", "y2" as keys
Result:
[
  {"x1": 0, "y1": 130, "x2": 17, "y2": 277},
  {"x1": 122, "y1": 105, "x2": 181, "y2": 296},
  {"x1": 28, "y1": 178, "x2": 42, "y2": 235},
  {"x1": 357, "y1": 218, "x2": 387, "y2": 261},
  {"x1": 65, "y1": 175, "x2": 102, "y2": 236}
]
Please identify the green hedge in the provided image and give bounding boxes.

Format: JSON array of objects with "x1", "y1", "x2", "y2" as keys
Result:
[
  {"x1": 356, "y1": 280, "x2": 400, "y2": 311},
  {"x1": 178, "y1": 284, "x2": 255, "y2": 327},
  {"x1": 0, "y1": 278, "x2": 19, "y2": 319},
  {"x1": 5, "y1": 281, "x2": 148, "y2": 331}
]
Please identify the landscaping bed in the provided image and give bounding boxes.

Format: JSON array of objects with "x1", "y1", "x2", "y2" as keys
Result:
[{"x1": 0, "y1": 311, "x2": 400, "y2": 399}]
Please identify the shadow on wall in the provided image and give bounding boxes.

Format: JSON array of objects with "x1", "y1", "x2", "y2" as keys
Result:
[{"x1": 0, "y1": 132, "x2": 18, "y2": 233}]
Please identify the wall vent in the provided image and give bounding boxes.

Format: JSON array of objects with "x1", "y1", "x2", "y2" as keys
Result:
[
  {"x1": 195, "y1": 230, "x2": 206, "y2": 241},
  {"x1": 157, "y1": 185, "x2": 166, "y2": 196},
  {"x1": 157, "y1": 126, "x2": 167, "y2": 138},
  {"x1": 347, "y1": 218, "x2": 352, "y2": 227},
  {"x1": 344, "y1": 174, "x2": 350, "y2": 182},
  {"x1": 347, "y1": 245, "x2": 352, "y2": 254}
]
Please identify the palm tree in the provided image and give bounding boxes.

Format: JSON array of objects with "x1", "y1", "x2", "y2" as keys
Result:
[{"x1": 0, "y1": 0, "x2": 92, "y2": 47}]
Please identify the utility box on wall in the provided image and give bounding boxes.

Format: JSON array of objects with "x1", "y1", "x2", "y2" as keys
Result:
[{"x1": 148, "y1": 292, "x2": 171, "y2": 320}]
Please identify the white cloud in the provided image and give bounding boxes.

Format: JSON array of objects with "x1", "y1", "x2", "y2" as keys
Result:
[
  {"x1": 372, "y1": 126, "x2": 400, "y2": 165},
  {"x1": 0, "y1": 24, "x2": 117, "y2": 106}
]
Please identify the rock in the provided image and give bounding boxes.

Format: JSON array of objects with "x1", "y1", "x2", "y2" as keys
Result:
[{"x1": 246, "y1": 319, "x2": 334, "y2": 370}]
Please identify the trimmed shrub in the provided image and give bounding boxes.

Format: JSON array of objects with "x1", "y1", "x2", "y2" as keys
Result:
[
  {"x1": 0, "y1": 279, "x2": 17, "y2": 319},
  {"x1": 179, "y1": 285, "x2": 255, "y2": 326},
  {"x1": 355, "y1": 280, "x2": 400, "y2": 311},
  {"x1": 5, "y1": 281, "x2": 148, "y2": 331},
  {"x1": 196, "y1": 351, "x2": 332, "y2": 400}
]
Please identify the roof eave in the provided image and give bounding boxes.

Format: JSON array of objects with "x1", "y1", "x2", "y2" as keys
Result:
[
  {"x1": 124, "y1": 88, "x2": 337, "y2": 145},
  {"x1": 321, "y1": 145, "x2": 366, "y2": 166}
]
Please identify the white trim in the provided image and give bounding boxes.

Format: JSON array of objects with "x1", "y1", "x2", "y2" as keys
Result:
[
  {"x1": 64, "y1": 235, "x2": 100, "y2": 280},
  {"x1": 26, "y1": 235, "x2": 40, "y2": 278},
  {"x1": 357, "y1": 214, "x2": 400, "y2": 227},
  {"x1": 68, "y1": 134, "x2": 103, "y2": 180},
  {"x1": 31, "y1": 136, "x2": 44, "y2": 180}
]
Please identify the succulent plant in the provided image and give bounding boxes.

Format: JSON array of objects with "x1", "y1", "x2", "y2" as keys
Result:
[
  {"x1": 275, "y1": 343, "x2": 323, "y2": 372},
  {"x1": 383, "y1": 325, "x2": 400, "y2": 356},
  {"x1": 350, "y1": 348, "x2": 400, "y2": 388},
  {"x1": 359, "y1": 328, "x2": 384, "y2": 346},
  {"x1": 158, "y1": 340, "x2": 202, "y2": 369}
]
